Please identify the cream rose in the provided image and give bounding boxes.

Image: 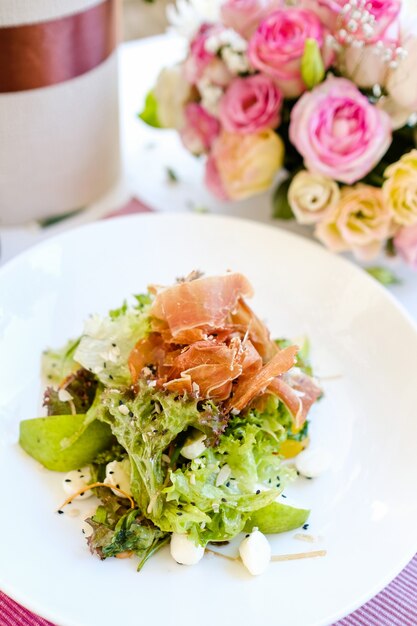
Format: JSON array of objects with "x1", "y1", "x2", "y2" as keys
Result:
[
  {"x1": 383, "y1": 150, "x2": 417, "y2": 226},
  {"x1": 288, "y1": 171, "x2": 340, "y2": 225},
  {"x1": 206, "y1": 130, "x2": 284, "y2": 200},
  {"x1": 315, "y1": 185, "x2": 393, "y2": 260},
  {"x1": 154, "y1": 65, "x2": 194, "y2": 130}
]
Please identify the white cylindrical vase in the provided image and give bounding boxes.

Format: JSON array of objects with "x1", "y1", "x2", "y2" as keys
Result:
[{"x1": 0, "y1": 0, "x2": 121, "y2": 225}]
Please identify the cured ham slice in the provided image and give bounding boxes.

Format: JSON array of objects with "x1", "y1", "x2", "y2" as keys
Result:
[
  {"x1": 150, "y1": 273, "x2": 253, "y2": 339},
  {"x1": 165, "y1": 339, "x2": 244, "y2": 400},
  {"x1": 227, "y1": 345, "x2": 298, "y2": 413},
  {"x1": 231, "y1": 299, "x2": 277, "y2": 361},
  {"x1": 268, "y1": 370, "x2": 322, "y2": 430},
  {"x1": 128, "y1": 333, "x2": 166, "y2": 384},
  {"x1": 240, "y1": 339, "x2": 262, "y2": 380}
]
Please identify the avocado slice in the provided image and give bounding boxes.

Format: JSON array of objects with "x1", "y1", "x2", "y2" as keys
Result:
[
  {"x1": 19, "y1": 414, "x2": 114, "y2": 472},
  {"x1": 244, "y1": 501, "x2": 310, "y2": 534}
]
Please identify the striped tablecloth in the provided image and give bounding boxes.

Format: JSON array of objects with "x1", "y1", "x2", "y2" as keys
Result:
[{"x1": 1, "y1": 199, "x2": 416, "y2": 626}]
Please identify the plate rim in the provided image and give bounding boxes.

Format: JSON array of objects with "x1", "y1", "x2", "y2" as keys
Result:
[{"x1": 1, "y1": 212, "x2": 417, "y2": 334}]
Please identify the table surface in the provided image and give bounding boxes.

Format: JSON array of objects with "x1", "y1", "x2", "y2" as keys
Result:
[
  {"x1": 1, "y1": 34, "x2": 417, "y2": 322},
  {"x1": 1, "y1": 34, "x2": 417, "y2": 626}
]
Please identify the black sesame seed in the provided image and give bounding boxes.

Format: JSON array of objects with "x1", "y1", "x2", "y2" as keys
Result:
[
  {"x1": 256, "y1": 489, "x2": 260, "y2": 495},
  {"x1": 80, "y1": 475, "x2": 84, "y2": 478},
  {"x1": 303, "y1": 523, "x2": 309, "y2": 530},
  {"x1": 178, "y1": 504, "x2": 183, "y2": 509},
  {"x1": 64, "y1": 479, "x2": 71, "y2": 483},
  {"x1": 177, "y1": 512, "x2": 183, "y2": 516},
  {"x1": 80, "y1": 492, "x2": 84, "y2": 496},
  {"x1": 221, "y1": 498, "x2": 227, "y2": 503},
  {"x1": 109, "y1": 374, "x2": 114, "y2": 380},
  {"x1": 109, "y1": 471, "x2": 114, "y2": 475},
  {"x1": 245, "y1": 534, "x2": 250, "y2": 538},
  {"x1": 226, "y1": 482, "x2": 231, "y2": 488},
  {"x1": 119, "y1": 400, "x2": 123, "y2": 405},
  {"x1": 282, "y1": 494, "x2": 287, "y2": 498},
  {"x1": 57, "y1": 510, "x2": 64, "y2": 515},
  {"x1": 190, "y1": 502, "x2": 195, "y2": 506},
  {"x1": 276, "y1": 483, "x2": 280, "y2": 488},
  {"x1": 112, "y1": 343, "x2": 116, "y2": 347},
  {"x1": 77, "y1": 469, "x2": 82, "y2": 472},
  {"x1": 82, "y1": 529, "x2": 85, "y2": 534},
  {"x1": 129, "y1": 411, "x2": 134, "y2": 418},
  {"x1": 116, "y1": 484, "x2": 120, "y2": 489},
  {"x1": 104, "y1": 363, "x2": 107, "y2": 368}
]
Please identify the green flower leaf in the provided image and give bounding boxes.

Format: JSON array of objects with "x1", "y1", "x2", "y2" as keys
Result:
[
  {"x1": 366, "y1": 266, "x2": 401, "y2": 286},
  {"x1": 138, "y1": 90, "x2": 161, "y2": 128},
  {"x1": 272, "y1": 178, "x2": 294, "y2": 220},
  {"x1": 301, "y1": 38, "x2": 325, "y2": 90}
]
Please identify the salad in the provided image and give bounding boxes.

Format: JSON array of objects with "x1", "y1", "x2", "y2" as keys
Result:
[{"x1": 19, "y1": 271, "x2": 322, "y2": 575}]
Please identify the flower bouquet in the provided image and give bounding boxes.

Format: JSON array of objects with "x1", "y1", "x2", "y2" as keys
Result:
[{"x1": 140, "y1": 0, "x2": 417, "y2": 268}]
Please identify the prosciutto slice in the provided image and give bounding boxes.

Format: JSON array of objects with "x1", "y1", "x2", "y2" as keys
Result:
[
  {"x1": 268, "y1": 369, "x2": 322, "y2": 430},
  {"x1": 227, "y1": 345, "x2": 298, "y2": 412},
  {"x1": 165, "y1": 339, "x2": 244, "y2": 400},
  {"x1": 150, "y1": 273, "x2": 253, "y2": 339},
  {"x1": 231, "y1": 299, "x2": 277, "y2": 361},
  {"x1": 128, "y1": 333, "x2": 166, "y2": 384}
]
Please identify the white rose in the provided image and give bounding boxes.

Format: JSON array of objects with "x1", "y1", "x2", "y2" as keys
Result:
[
  {"x1": 343, "y1": 44, "x2": 388, "y2": 89},
  {"x1": 154, "y1": 64, "x2": 193, "y2": 129},
  {"x1": 288, "y1": 171, "x2": 340, "y2": 225},
  {"x1": 387, "y1": 18, "x2": 417, "y2": 111}
]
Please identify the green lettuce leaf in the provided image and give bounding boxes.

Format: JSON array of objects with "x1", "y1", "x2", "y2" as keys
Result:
[
  {"x1": 42, "y1": 338, "x2": 81, "y2": 385},
  {"x1": 163, "y1": 449, "x2": 280, "y2": 544},
  {"x1": 86, "y1": 491, "x2": 168, "y2": 570},
  {"x1": 99, "y1": 384, "x2": 211, "y2": 519},
  {"x1": 74, "y1": 302, "x2": 151, "y2": 388},
  {"x1": 97, "y1": 384, "x2": 296, "y2": 546}
]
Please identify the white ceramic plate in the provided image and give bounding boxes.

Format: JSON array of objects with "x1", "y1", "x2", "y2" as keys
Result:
[{"x1": 1, "y1": 214, "x2": 417, "y2": 626}]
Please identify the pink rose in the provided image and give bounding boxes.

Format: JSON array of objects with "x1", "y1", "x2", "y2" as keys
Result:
[
  {"x1": 301, "y1": 0, "x2": 401, "y2": 41},
  {"x1": 299, "y1": 0, "x2": 343, "y2": 31},
  {"x1": 180, "y1": 103, "x2": 220, "y2": 155},
  {"x1": 248, "y1": 8, "x2": 333, "y2": 98},
  {"x1": 184, "y1": 24, "x2": 217, "y2": 84},
  {"x1": 337, "y1": 1, "x2": 401, "y2": 89},
  {"x1": 219, "y1": 75, "x2": 283, "y2": 134},
  {"x1": 290, "y1": 76, "x2": 392, "y2": 184},
  {"x1": 221, "y1": 0, "x2": 283, "y2": 39},
  {"x1": 355, "y1": 0, "x2": 401, "y2": 43},
  {"x1": 394, "y1": 224, "x2": 417, "y2": 269}
]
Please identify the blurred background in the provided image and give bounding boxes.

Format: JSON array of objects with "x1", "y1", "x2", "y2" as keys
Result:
[{"x1": 123, "y1": 0, "x2": 169, "y2": 39}]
